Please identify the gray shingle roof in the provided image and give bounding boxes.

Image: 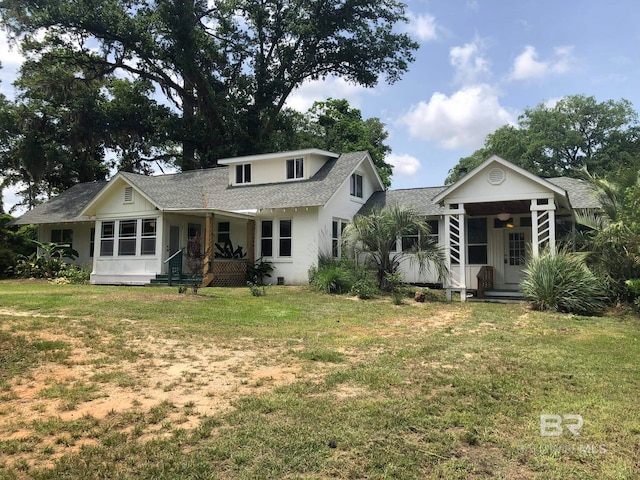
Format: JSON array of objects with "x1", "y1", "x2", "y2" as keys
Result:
[
  {"x1": 13, "y1": 152, "x2": 370, "y2": 224},
  {"x1": 120, "y1": 151, "x2": 368, "y2": 211},
  {"x1": 546, "y1": 177, "x2": 601, "y2": 209},
  {"x1": 11, "y1": 181, "x2": 107, "y2": 225},
  {"x1": 359, "y1": 187, "x2": 447, "y2": 216},
  {"x1": 359, "y1": 177, "x2": 601, "y2": 217}
]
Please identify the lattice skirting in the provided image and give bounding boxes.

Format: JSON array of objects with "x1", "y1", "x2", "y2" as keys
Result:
[{"x1": 210, "y1": 261, "x2": 248, "y2": 287}]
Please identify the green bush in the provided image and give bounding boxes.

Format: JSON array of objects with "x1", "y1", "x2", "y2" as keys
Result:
[
  {"x1": 0, "y1": 248, "x2": 16, "y2": 278},
  {"x1": 521, "y1": 249, "x2": 608, "y2": 315},
  {"x1": 57, "y1": 264, "x2": 91, "y2": 284},
  {"x1": 309, "y1": 254, "x2": 375, "y2": 295},
  {"x1": 626, "y1": 279, "x2": 640, "y2": 312}
]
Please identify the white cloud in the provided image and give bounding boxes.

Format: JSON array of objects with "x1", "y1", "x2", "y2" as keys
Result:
[
  {"x1": 0, "y1": 31, "x2": 26, "y2": 67},
  {"x1": 509, "y1": 45, "x2": 574, "y2": 81},
  {"x1": 398, "y1": 84, "x2": 516, "y2": 150},
  {"x1": 387, "y1": 153, "x2": 421, "y2": 176},
  {"x1": 405, "y1": 12, "x2": 438, "y2": 42},
  {"x1": 466, "y1": 0, "x2": 479, "y2": 10},
  {"x1": 450, "y1": 38, "x2": 490, "y2": 85},
  {"x1": 285, "y1": 76, "x2": 367, "y2": 112}
]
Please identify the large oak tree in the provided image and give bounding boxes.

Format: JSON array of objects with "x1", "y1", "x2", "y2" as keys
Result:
[
  {"x1": 446, "y1": 95, "x2": 640, "y2": 183},
  {"x1": 0, "y1": 0, "x2": 418, "y2": 171}
]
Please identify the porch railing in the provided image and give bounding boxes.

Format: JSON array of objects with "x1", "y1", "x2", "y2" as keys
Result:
[{"x1": 164, "y1": 248, "x2": 184, "y2": 286}]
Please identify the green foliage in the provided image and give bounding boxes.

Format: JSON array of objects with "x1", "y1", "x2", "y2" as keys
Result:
[
  {"x1": 626, "y1": 279, "x2": 640, "y2": 312},
  {"x1": 0, "y1": 0, "x2": 417, "y2": 172},
  {"x1": 15, "y1": 240, "x2": 79, "y2": 279},
  {"x1": 309, "y1": 255, "x2": 373, "y2": 295},
  {"x1": 56, "y1": 264, "x2": 91, "y2": 284},
  {"x1": 384, "y1": 271, "x2": 406, "y2": 304},
  {"x1": 277, "y1": 99, "x2": 393, "y2": 188},
  {"x1": 0, "y1": 247, "x2": 15, "y2": 277},
  {"x1": 343, "y1": 205, "x2": 447, "y2": 290},
  {"x1": 521, "y1": 249, "x2": 608, "y2": 315},
  {"x1": 247, "y1": 257, "x2": 274, "y2": 286},
  {"x1": 214, "y1": 240, "x2": 246, "y2": 259},
  {"x1": 349, "y1": 278, "x2": 378, "y2": 300},
  {"x1": 447, "y1": 95, "x2": 640, "y2": 183}
]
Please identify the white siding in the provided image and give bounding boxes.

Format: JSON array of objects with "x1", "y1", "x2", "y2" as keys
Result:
[
  {"x1": 39, "y1": 222, "x2": 95, "y2": 269},
  {"x1": 255, "y1": 207, "x2": 320, "y2": 285},
  {"x1": 91, "y1": 179, "x2": 163, "y2": 285},
  {"x1": 227, "y1": 152, "x2": 333, "y2": 186}
]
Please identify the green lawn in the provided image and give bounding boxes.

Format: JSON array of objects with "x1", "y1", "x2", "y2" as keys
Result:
[{"x1": 0, "y1": 281, "x2": 639, "y2": 479}]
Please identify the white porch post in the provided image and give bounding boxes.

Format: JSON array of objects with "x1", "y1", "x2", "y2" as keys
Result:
[
  {"x1": 444, "y1": 203, "x2": 466, "y2": 302},
  {"x1": 530, "y1": 198, "x2": 556, "y2": 256}
]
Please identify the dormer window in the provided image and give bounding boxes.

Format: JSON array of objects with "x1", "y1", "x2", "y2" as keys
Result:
[
  {"x1": 235, "y1": 164, "x2": 251, "y2": 184},
  {"x1": 350, "y1": 173, "x2": 363, "y2": 198},
  {"x1": 286, "y1": 157, "x2": 304, "y2": 179}
]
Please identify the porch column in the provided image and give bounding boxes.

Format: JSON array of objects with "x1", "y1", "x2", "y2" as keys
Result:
[
  {"x1": 530, "y1": 198, "x2": 556, "y2": 256},
  {"x1": 444, "y1": 203, "x2": 466, "y2": 302},
  {"x1": 246, "y1": 219, "x2": 256, "y2": 263},
  {"x1": 202, "y1": 213, "x2": 216, "y2": 287}
]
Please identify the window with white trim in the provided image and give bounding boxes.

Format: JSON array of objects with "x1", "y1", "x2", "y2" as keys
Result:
[
  {"x1": 286, "y1": 157, "x2": 304, "y2": 179},
  {"x1": 279, "y1": 220, "x2": 292, "y2": 257},
  {"x1": 467, "y1": 217, "x2": 487, "y2": 264},
  {"x1": 235, "y1": 164, "x2": 251, "y2": 184},
  {"x1": 118, "y1": 220, "x2": 137, "y2": 256},
  {"x1": 51, "y1": 229, "x2": 73, "y2": 247},
  {"x1": 217, "y1": 221, "x2": 230, "y2": 244},
  {"x1": 100, "y1": 221, "x2": 115, "y2": 256},
  {"x1": 261, "y1": 220, "x2": 273, "y2": 257},
  {"x1": 350, "y1": 173, "x2": 363, "y2": 198},
  {"x1": 332, "y1": 219, "x2": 347, "y2": 258},
  {"x1": 260, "y1": 219, "x2": 292, "y2": 258},
  {"x1": 141, "y1": 219, "x2": 157, "y2": 255}
]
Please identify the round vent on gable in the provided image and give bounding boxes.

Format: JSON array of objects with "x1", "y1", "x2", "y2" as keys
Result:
[{"x1": 487, "y1": 167, "x2": 506, "y2": 185}]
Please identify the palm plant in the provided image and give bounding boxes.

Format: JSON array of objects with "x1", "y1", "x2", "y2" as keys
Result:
[
  {"x1": 573, "y1": 170, "x2": 640, "y2": 301},
  {"x1": 342, "y1": 205, "x2": 448, "y2": 290}
]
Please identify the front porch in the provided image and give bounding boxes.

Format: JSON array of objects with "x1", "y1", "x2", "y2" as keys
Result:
[{"x1": 443, "y1": 200, "x2": 557, "y2": 302}]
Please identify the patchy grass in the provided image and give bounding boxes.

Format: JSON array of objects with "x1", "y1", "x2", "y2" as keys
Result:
[{"x1": 0, "y1": 280, "x2": 639, "y2": 479}]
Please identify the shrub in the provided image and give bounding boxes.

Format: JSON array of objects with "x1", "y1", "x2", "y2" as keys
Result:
[
  {"x1": 385, "y1": 271, "x2": 405, "y2": 305},
  {"x1": 57, "y1": 264, "x2": 91, "y2": 284},
  {"x1": 350, "y1": 278, "x2": 377, "y2": 299},
  {"x1": 521, "y1": 249, "x2": 608, "y2": 315},
  {"x1": 626, "y1": 279, "x2": 640, "y2": 312},
  {"x1": 0, "y1": 248, "x2": 16, "y2": 278},
  {"x1": 309, "y1": 254, "x2": 374, "y2": 295}
]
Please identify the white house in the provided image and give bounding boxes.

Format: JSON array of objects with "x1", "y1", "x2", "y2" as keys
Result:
[
  {"x1": 13, "y1": 151, "x2": 600, "y2": 299},
  {"x1": 13, "y1": 149, "x2": 384, "y2": 287}
]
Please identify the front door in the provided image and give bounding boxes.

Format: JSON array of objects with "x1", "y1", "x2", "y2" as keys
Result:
[
  {"x1": 504, "y1": 229, "x2": 528, "y2": 285},
  {"x1": 169, "y1": 226, "x2": 180, "y2": 255}
]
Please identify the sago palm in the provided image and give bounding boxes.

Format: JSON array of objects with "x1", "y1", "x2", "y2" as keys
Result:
[{"x1": 343, "y1": 205, "x2": 448, "y2": 290}]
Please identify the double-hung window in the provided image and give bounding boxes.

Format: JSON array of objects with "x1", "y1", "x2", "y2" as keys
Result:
[
  {"x1": 100, "y1": 221, "x2": 115, "y2": 256},
  {"x1": 118, "y1": 220, "x2": 137, "y2": 256},
  {"x1": 286, "y1": 157, "x2": 304, "y2": 179},
  {"x1": 350, "y1": 173, "x2": 363, "y2": 198},
  {"x1": 260, "y1": 219, "x2": 292, "y2": 258},
  {"x1": 279, "y1": 220, "x2": 292, "y2": 257},
  {"x1": 51, "y1": 229, "x2": 73, "y2": 248},
  {"x1": 467, "y1": 217, "x2": 487, "y2": 264},
  {"x1": 141, "y1": 219, "x2": 157, "y2": 255},
  {"x1": 261, "y1": 221, "x2": 273, "y2": 257},
  {"x1": 332, "y1": 220, "x2": 347, "y2": 258},
  {"x1": 235, "y1": 164, "x2": 251, "y2": 184}
]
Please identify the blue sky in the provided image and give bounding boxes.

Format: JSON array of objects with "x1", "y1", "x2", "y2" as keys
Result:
[{"x1": 2, "y1": 0, "x2": 640, "y2": 212}]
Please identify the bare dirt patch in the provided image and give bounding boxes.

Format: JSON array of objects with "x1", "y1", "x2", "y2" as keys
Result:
[{"x1": 0, "y1": 310, "x2": 306, "y2": 470}]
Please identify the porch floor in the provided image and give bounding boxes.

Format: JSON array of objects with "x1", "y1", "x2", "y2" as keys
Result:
[{"x1": 471, "y1": 288, "x2": 526, "y2": 302}]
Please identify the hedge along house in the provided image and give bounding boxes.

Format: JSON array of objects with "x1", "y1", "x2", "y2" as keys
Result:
[
  {"x1": 360, "y1": 155, "x2": 600, "y2": 301},
  {"x1": 12, "y1": 149, "x2": 385, "y2": 286}
]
